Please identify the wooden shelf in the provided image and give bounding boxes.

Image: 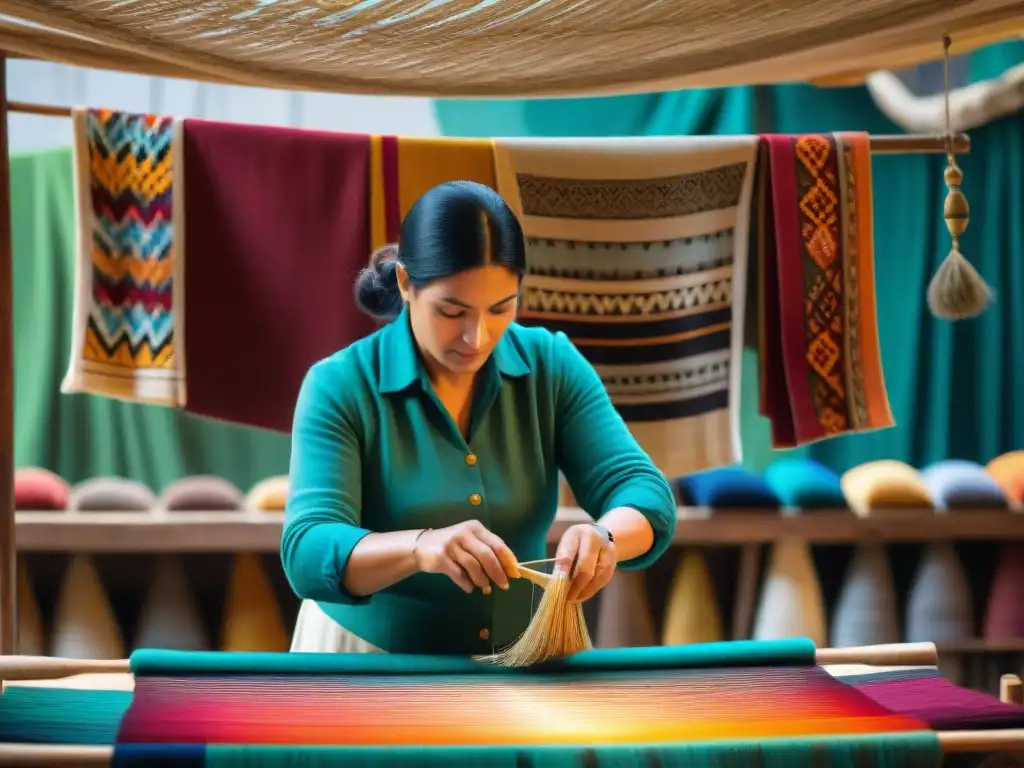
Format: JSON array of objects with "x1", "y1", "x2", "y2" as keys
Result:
[{"x1": 12, "y1": 507, "x2": 1024, "y2": 553}]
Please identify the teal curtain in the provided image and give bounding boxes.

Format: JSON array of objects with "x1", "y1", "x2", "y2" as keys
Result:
[
  {"x1": 12, "y1": 148, "x2": 291, "y2": 492},
  {"x1": 437, "y1": 42, "x2": 1024, "y2": 474}
]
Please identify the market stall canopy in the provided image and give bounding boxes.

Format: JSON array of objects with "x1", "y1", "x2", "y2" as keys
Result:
[{"x1": 0, "y1": 0, "x2": 1022, "y2": 98}]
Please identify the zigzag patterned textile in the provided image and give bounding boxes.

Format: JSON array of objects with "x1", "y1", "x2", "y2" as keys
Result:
[
  {"x1": 62, "y1": 108, "x2": 185, "y2": 406},
  {"x1": 494, "y1": 137, "x2": 759, "y2": 476},
  {"x1": 754, "y1": 133, "x2": 892, "y2": 448}
]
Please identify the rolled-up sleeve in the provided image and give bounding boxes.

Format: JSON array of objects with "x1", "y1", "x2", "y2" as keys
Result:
[
  {"x1": 280, "y1": 358, "x2": 373, "y2": 604},
  {"x1": 551, "y1": 332, "x2": 677, "y2": 570}
]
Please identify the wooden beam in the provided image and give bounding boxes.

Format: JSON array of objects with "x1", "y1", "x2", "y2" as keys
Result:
[{"x1": 0, "y1": 55, "x2": 16, "y2": 655}]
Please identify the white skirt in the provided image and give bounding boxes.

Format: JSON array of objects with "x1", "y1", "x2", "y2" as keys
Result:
[{"x1": 290, "y1": 599, "x2": 386, "y2": 654}]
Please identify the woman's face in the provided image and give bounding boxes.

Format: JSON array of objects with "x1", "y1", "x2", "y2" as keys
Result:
[{"x1": 398, "y1": 264, "x2": 520, "y2": 378}]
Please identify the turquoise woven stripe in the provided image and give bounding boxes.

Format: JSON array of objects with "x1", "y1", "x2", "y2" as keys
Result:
[
  {"x1": 130, "y1": 638, "x2": 817, "y2": 677},
  {"x1": 204, "y1": 733, "x2": 941, "y2": 767},
  {"x1": 0, "y1": 687, "x2": 129, "y2": 744}
]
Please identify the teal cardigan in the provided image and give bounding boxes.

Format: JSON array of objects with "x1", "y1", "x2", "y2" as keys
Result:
[{"x1": 282, "y1": 309, "x2": 676, "y2": 655}]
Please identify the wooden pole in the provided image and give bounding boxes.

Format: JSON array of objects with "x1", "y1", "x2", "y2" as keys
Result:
[
  {"x1": 0, "y1": 54, "x2": 15, "y2": 656},
  {"x1": 0, "y1": 102, "x2": 979, "y2": 157}
]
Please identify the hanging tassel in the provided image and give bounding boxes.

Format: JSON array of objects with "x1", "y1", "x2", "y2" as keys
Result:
[
  {"x1": 927, "y1": 35, "x2": 993, "y2": 320},
  {"x1": 485, "y1": 570, "x2": 592, "y2": 667}
]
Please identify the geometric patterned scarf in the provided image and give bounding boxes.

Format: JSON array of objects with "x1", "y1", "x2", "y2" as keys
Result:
[{"x1": 495, "y1": 137, "x2": 759, "y2": 477}]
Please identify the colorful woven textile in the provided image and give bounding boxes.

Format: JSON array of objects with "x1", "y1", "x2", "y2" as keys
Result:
[
  {"x1": 755, "y1": 132, "x2": 893, "y2": 448},
  {"x1": 63, "y1": 108, "x2": 185, "y2": 406},
  {"x1": 370, "y1": 136, "x2": 497, "y2": 250},
  {"x1": 839, "y1": 666, "x2": 1024, "y2": 732},
  {"x1": 494, "y1": 137, "x2": 759, "y2": 476},
  {"x1": 104, "y1": 641, "x2": 941, "y2": 765}
]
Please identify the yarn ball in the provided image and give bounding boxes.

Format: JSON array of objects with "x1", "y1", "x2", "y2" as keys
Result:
[
  {"x1": 840, "y1": 460, "x2": 933, "y2": 516},
  {"x1": 921, "y1": 460, "x2": 1008, "y2": 510},
  {"x1": 678, "y1": 466, "x2": 780, "y2": 509},
  {"x1": 70, "y1": 477, "x2": 157, "y2": 512},
  {"x1": 764, "y1": 458, "x2": 846, "y2": 509},
  {"x1": 161, "y1": 475, "x2": 244, "y2": 511},
  {"x1": 15, "y1": 467, "x2": 69, "y2": 510}
]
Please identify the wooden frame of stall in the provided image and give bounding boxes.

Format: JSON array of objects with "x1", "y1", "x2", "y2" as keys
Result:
[{"x1": 0, "y1": 642, "x2": 1021, "y2": 765}]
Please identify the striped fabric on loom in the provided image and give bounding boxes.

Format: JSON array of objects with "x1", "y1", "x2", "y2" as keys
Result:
[
  {"x1": 62, "y1": 108, "x2": 186, "y2": 407},
  {"x1": 755, "y1": 132, "x2": 893, "y2": 448},
  {"x1": 370, "y1": 136, "x2": 497, "y2": 250},
  {"x1": 109, "y1": 662, "x2": 940, "y2": 765},
  {"x1": 494, "y1": 137, "x2": 759, "y2": 476},
  {"x1": 837, "y1": 666, "x2": 1024, "y2": 731}
]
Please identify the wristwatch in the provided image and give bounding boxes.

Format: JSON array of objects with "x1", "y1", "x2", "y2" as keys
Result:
[{"x1": 591, "y1": 523, "x2": 614, "y2": 543}]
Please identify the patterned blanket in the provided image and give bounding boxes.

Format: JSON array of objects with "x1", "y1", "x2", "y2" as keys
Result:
[
  {"x1": 755, "y1": 132, "x2": 893, "y2": 447},
  {"x1": 494, "y1": 137, "x2": 759, "y2": 476},
  {"x1": 63, "y1": 108, "x2": 185, "y2": 406}
]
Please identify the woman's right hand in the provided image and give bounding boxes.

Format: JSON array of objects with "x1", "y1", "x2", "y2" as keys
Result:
[{"x1": 413, "y1": 520, "x2": 520, "y2": 595}]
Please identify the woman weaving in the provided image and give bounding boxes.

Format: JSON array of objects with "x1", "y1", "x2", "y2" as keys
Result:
[{"x1": 283, "y1": 181, "x2": 677, "y2": 656}]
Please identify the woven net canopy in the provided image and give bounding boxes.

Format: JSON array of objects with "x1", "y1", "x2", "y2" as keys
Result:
[{"x1": 0, "y1": 0, "x2": 1022, "y2": 98}]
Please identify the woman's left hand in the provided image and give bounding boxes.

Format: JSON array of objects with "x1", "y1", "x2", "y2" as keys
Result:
[{"x1": 554, "y1": 523, "x2": 617, "y2": 602}]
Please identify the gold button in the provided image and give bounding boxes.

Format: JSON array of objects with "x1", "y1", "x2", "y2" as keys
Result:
[
  {"x1": 479, "y1": 628, "x2": 490, "y2": 640},
  {"x1": 469, "y1": 493, "x2": 482, "y2": 506},
  {"x1": 465, "y1": 454, "x2": 478, "y2": 466}
]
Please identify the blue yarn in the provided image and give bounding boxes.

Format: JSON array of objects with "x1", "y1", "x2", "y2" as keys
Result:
[
  {"x1": 920, "y1": 459, "x2": 1009, "y2": 510},
  {"x1": 764, "y1": 458, "x2": 847, "y2": 509},
  {"x1": 678, "y1": 466, "x2": 781, "y2": 508}
]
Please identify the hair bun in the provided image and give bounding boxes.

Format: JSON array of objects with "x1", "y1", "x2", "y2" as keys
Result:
[{"x1": 355, "y1": 244, "x2": 404, "y2": 320}]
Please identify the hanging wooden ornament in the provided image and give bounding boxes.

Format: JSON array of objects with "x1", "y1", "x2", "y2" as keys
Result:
[{"x1": 926, "y1": 34, "x2": 993, "y2": 320}]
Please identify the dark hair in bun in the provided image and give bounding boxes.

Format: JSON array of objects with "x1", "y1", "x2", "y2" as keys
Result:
[
  {"x1": 353, "y1": 180, "x2": 526, "y2": 320},
  {"x1": 354, "y1": 244, "x2": 402, "y2": 319}
]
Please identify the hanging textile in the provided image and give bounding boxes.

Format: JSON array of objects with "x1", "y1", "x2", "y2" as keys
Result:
[
  {"x1": 370, "y1": 137, "x2": 496, "y2": 250},
  {"x1": 494, "y1": 136, "x2": 758, "y2": 476},
  {"x1": 181, "y1": 120, "x2": 376, "y2": 432},
  {"x1": 754, "y1": 132, "x2": 894, "y2": 449},
  {"x1": 758, "y1": 72, "x2": 1024, "y2": 472},
  {"x1": 62, "y1": 108, "x2": 185, "y2": 407},
  {"x1": 12, "y1": 147, "x2": 291, "y2": 494}
]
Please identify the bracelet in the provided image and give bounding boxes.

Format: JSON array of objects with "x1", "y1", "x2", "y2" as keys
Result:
[
  {"x1": 590, "y1": 523, "x2": 614, "y2": 543},
  {"x1": 411, "y1": 528, "x2": 431, "y2": 568},
  {"x1": 413, "y1": 528, "x2": 431, "y2": 554}
]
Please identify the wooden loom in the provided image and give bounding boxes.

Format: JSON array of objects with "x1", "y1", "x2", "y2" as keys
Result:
[{"x1": 0, "y1": 642, "x2": 1021, "y2": 765}]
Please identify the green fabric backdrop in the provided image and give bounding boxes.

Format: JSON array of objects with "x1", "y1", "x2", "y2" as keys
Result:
[
  {"x1": 436, "y1": 42, "x2": 1024, "y2": 474},
  {"x1": 12, "y1": 148, "x2": 290, "y2": 492}
]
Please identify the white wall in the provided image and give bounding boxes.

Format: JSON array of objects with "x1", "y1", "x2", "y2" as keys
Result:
[{"x1": 7, "y1": 60, "x2": 441, "y2": 155}]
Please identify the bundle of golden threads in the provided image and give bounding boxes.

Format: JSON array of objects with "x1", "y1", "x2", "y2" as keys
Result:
[{"x1": 486, "y1": 570, "x2": 593, "y2": 668}]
